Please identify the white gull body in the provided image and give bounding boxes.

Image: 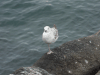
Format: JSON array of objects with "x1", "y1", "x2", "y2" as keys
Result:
[{"x1": 42, "y1": 25, "x2": 58, "y2": 54}]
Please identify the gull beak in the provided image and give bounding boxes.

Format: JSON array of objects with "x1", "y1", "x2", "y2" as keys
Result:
[{"x1": 45, "y1": 30, "x2": 47, "y2": 32}]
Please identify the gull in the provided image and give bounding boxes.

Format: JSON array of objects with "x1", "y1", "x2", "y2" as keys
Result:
[{"x1": 42, "y1": 24, "x2": 58, "y2": 54}]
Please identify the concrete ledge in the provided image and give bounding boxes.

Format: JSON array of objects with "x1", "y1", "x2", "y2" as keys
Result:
[{"x1": 12, "y1": 30, "x2": 100, "y2": 75}]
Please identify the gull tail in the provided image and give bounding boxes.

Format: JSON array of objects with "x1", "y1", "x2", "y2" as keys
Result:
[{"x1": 54, "y1": 24, "x2": 57, "y2": 29}]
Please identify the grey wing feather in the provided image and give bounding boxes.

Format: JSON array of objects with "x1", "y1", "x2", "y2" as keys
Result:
[
  {"x1": 55, "y1": 29, "x2": 58, "y2": 39},
  {"x1": 51, "y1": 28, "x2": 58, "y2": 39}
]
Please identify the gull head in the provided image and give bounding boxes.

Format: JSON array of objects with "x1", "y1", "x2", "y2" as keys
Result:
[{"x1": 44, "y1": 26, "x2": 50, "y2": 33}]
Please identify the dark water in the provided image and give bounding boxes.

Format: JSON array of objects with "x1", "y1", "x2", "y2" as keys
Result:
[{"x1": 0, "y1": 0, "x2": 100, "y2": 75}]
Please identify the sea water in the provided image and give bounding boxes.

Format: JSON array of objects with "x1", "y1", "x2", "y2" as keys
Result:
[{"x1": 0, "y1": 0, "x2": 100, "y2": 74}]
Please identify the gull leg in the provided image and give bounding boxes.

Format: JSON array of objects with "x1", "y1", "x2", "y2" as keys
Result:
[{"x1": 47, "y1": 44, "x2": 53, "y2": 54}]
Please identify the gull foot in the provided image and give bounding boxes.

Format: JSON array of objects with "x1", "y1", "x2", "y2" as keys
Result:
[{"x1": 47, "y1": 50, "x2": 53, "y2": 54}]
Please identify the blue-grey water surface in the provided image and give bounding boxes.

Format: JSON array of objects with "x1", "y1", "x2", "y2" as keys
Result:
[{"x1": 0, "y1": 0, "x2": 100, "y2": 75}]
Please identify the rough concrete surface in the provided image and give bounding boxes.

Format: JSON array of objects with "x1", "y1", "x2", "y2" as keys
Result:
[{"x1": 12, "y1": 30, "x2": 100, "y2": 75}]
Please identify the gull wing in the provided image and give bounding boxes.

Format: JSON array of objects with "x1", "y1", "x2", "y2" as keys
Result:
[{"x1": 51, "y1": 24, "x2": 58, "y2": 39}]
